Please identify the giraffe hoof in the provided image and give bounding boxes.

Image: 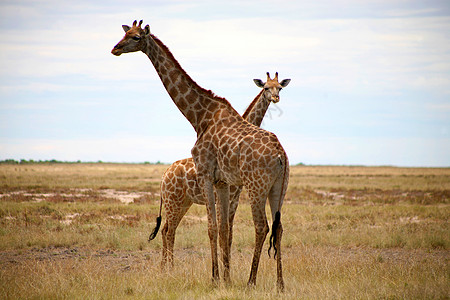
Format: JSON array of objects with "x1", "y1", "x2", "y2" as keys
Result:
[
  {"x1": 211, "y1": 276, "x2": 220, "y2": 287},
  {"x1": 247, "y1": 279, "x2": 256, "y2": 288},
  {"x1": 277, "y1": 280, "x2": 285, "y2": 293}
]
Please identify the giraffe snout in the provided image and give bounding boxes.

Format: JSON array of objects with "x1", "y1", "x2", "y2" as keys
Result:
[
  {"x1": 111, "y1": 44, "x2": 123, "y2": 56},
  {"x1": 271, "y1": 95, "x2": 280, "y2": 103}
]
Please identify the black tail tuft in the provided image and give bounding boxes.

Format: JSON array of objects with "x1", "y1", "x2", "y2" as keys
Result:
[
  {"x1": 268, "y1": 211, "x2": 281, "y2": 259},
  {"x1": 148, "y1": 216, "x2": 162, "y2": 241}
]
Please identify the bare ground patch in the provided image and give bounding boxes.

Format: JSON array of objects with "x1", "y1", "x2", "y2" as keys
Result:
[
  {"x1": 0, "y1": 189, "x2": 157, "y2": 204},
  {"x1": 286, "y1": 187, "x2": 450, "y2": 205}
]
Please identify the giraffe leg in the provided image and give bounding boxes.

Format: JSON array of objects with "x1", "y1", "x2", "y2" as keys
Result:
[
  {"x1": 193, "y1": 149, "x2": 221, "y2": 283},
  {"x1": 200, "y1": 178, "x2": 219, "y2": 282},
  {"x1": 215, "y1": 183, "x2": 231, "y2": 283},
  {"x1": 275, "y1": 222, "x2": 284, "y2": 291},
  {"x1": 268, "y1": 176, "x2": 287, "y2": 291},
  {"x1": 228, "y1": 186, "x2": 242, "y2": 257},
  {"x1": 247, "y1": 199, "x2": 269, "y2": 287},
  {"x1": 163, "y1": 205, "x2": 191, "y2": 268},
  {"x1": 161, "y1": 221, "x2": 169, "y2": 269}
]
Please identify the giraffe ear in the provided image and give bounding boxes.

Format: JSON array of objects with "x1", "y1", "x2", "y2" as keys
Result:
[
  {"x1": 280, "y1": 79, "x2": 291, "y2": 87},
  {"x1": 253, "y1": 79, "x2": 265, "y2": 88},
  {"x1": 144, "y1": 24, "x2": 150, "y2": 35},
  {"x1": 122, "y1": 25, "x2": 131, "y2": 33}
]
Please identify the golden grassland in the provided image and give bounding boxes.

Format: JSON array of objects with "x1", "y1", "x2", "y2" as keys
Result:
[{"x1": 0, "y1": 163, "x2": 449, "y2": 299}]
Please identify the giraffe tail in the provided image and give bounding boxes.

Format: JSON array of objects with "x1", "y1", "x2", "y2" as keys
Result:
[
  {"x1": 148, "y1": 195, "x2": 163, "y2": 241},
  {"x1": 268, "y1": 211, "x2": 281, "y2": 258},
  {"x1": 268, "y1": 153, "x2": 288, "y2": 259}
]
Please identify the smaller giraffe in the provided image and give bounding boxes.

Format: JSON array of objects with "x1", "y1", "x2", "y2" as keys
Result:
[{"x1": 149, "y1": 73, "x2": 291, "y2": 268}]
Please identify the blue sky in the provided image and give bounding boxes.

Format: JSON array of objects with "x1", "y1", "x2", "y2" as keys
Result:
[{"x1": 1, "y1": 0, "x2": 449, "y2": 166}]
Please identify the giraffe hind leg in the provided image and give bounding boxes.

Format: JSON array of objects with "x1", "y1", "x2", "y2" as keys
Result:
[
  {"x1": 247, "y1": 198, "x2": 269, "y2": 287},
  {"x1": 161, "y1": 221, "x2": 169, "y2": 269},
  {"x1": 161, "y1": 205, "x2": 191, "y2": 268},
  {"x1": 275, "y1": 221, "x2": 284, "y2": 291},
  {"x1": 267, "y1": 175, "x2": 287, "y2": 290}
]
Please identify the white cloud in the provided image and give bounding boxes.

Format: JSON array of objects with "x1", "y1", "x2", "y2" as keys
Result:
[
  {"x1": 2, "y1": 7, "x2": 449, "y2": 93},
  {"x1": 386, "y1": 8, "x2": 440, "y2": 17}
]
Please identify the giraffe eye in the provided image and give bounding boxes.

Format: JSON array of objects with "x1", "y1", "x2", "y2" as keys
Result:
[
  {"x1": 264, "y1": 88, "x2": 269, "y2": 91},
  {"x1": 132, "y1": 36, "x2": 141, "y2": 41}
]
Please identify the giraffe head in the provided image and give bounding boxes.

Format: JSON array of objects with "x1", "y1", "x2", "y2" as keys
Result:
[
  {"x1": 111, "y1": 20, "x2": 150, "y2": 56},
  {"x1": 253, "y1": 72, "x2": 290, "y2": 103}
]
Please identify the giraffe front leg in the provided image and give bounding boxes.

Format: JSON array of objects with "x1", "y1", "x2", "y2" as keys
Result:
[
  {"x1": 201, "y1": 178, "x2": 220, "y2": 282},
  {"x1": 215, "y1": 182, "x2": 231, "y2": 283},
  {"x1": 228, "y1": 186, "x2": 242, "y2": 252},
  {"x1": 192, "y1": 146, "x2": 220, "y2": 283},
  {"x1": 206, "y1": 204, "x2": 219, "y2": 282}
]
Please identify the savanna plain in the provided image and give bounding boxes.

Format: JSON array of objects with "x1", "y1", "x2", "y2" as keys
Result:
[{"x1": 0, "y1": 163, "x2": 448, "y2": 299}]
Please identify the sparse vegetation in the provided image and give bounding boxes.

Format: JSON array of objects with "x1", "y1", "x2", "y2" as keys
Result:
[{"x1": 0, "y1": 164, "x2": 448, "y2": 299}]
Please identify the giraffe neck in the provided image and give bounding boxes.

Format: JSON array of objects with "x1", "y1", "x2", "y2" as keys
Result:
[
  {"x1": 142, "y1": 34, "x2": 236, "y2": 134},
  {"x1": 242, "y1": 89, "x2": 271, "y2": 127}
]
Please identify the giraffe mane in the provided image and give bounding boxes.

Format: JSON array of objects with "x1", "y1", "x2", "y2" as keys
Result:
[
  {"x1": 242, "y1": 89, "x2": 264, "y2": 120},
  {"x1": 150, "y1": 34, "x2": 239, "y2": 116}
]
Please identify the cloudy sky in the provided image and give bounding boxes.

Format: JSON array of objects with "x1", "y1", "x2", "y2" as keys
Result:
[{"x1": 1, "y1": 0, "x2": 449, "y2": 166}]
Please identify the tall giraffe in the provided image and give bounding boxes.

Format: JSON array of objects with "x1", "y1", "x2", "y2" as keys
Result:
[
  {"x1": 112, "y1": 20, "x2": 290, "y2": 290},
  {"x1": 149, "y1": 72, "x2": 291, "y2": 268}
]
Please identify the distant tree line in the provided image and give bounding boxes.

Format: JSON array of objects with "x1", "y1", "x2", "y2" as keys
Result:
[
  {"x1": 1, "y1": 159, "x2": 304, "y2": 166},
  {"x1": 0, "y1": 159, "x2": 82, "y2": 164},
  {"x1": 0, "y1": 159, "x2": 165, "y2": 165}
]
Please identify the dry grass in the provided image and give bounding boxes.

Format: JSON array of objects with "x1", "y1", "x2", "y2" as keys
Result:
[
  {"x1": 0, "y1": 163, "x2": 167, "y2": 192},
  {"x1": 0, "y1": 164, "x2": 449, "y2": 299},
  {"x1": 291, "y1": 165, "x2": 450, "y2": 190},
  {"x1": 1, "y1": 246, "x2": 447, "y2": 299}
]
